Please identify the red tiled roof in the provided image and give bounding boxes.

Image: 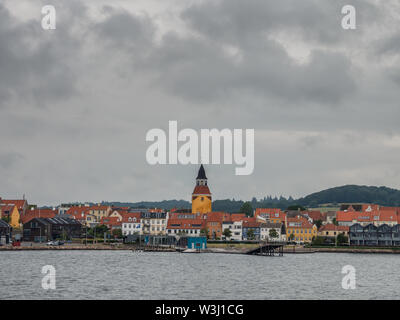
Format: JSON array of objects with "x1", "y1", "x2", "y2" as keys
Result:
[
  {"x1": 287, "y1": 216, "x2": 314, "y2": 229},
  {"x1": 206, "y1": 212, "x2": 230, "y2": 222},
  {"x1": 192, "y1": 185, "x2": 211, "y2": 195},
  {"x1": 121, "y1": 213, "x2": 141, "y2": 223},
  {"x1": 336, "y1": 209, "x2": 398, "y2": 223},
  {"x1": 305, "y1": 210, "x2": 326, "y2": 222},
  {"x1": 255, "y1": 208, "x2": 282, "y2": 217},
  {"x1": 1, "y1": 199, "x2": 27, "y2": 211},
  {"x1": 100, "y1": 216, "x2": 121, "y2": 227},
  {"x1": 66, "y1": 207, "x2": 90, "y2": 216},
  {"x1": 319, "y1": 224, "x2": 349, "y2": 232},
  {"x1": 167, "y1": 218, "x2": 205, "y2": 229},
  {"x1": 230, "y1": 213, "x2": 246, "y2": 222},
  {"x1": 21, "y1": 208, "x2": 58, "y2": 224},
  {"x1": 242, "y1": 220, "x2": 261, "y2": 228}
]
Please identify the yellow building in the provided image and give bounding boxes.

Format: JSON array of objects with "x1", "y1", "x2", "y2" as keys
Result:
[
  {"x1": 88, "y1": 205, "x2": 112, "y2": 222},
  {"x1": 1, "y1": 205, "x2": 20, "y2": 228},
  {"x1": 192, "y1": 165, "x2": 212, "y2": 214},
  {"x1": 286, "y1": 216, "x2": 317, "y2": 243}
]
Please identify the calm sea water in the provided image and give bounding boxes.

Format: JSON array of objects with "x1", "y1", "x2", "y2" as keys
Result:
[{"x1": 0, "y1": 250, "x2": 398, "y2": 299}]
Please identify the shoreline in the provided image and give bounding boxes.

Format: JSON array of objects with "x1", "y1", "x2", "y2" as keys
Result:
[{"x1": 2, "y1": 245, "x2": 400, "y2": 254}]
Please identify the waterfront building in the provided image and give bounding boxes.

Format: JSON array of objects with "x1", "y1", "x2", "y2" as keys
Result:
[
  {"x1": 21, "y1": 208, "x2": 58, "y2": 225},
  {"x1": 205, "y1": 211, "x2": 230, "y2": 240},
  {"x1": 23, "y1": 217, "x2": 82, "y2": 242},
  {"x1": 0, "y1": 219, "x2": 12, "y2": 244},
  {"x1": 0, "y1": 204, "x2": 20, "y2": 228},
  {"x1": 318, "y1": 224, "x2": 349, "y2": 243},
  {"x1": 242, "y1": 218, "x2": 261, "y2": 240},
  {"x1": 1, "y1": 198, "x2": 29, "y2": 218},
  {"x1": 286, "y1": 216, "x2": 317, "y2": 243},
  {"x1": 122, "y1": 212, "x2": 142, "y2": 236},
  {"x1": 192, "y1": 165, "x2": 212, "y2": 214},
  {"x1": 222, "y1": 219, "x2": 243, "y2": 241},
  {"x1": 141, "y1": 211, "x2": 167, "y2": 235},
  {"x1": 336, "y1": 209, "x2": 398, "y2": 227},
  {"x1": 349, "y1": 223, "x2": 400, "y2": 246},
  {"x1": 260, "y1": 222, "x2": 284, "y2": 241},
  {"x1": 166, "y1": 218, "x2": 204, "y2": 236}
]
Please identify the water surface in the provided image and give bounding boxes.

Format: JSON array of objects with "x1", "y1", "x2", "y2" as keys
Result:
[{"x1": 0, "y1": 251, "x2": 398, "y2": 299}]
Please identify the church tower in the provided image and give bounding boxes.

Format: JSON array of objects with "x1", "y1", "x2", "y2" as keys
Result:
[{"x1": 192, "y1": 164, "x2": 212, "y2": 214}]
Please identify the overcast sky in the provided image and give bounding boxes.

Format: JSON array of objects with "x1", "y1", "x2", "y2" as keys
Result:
[{"x1": 1, "y1": 0, "x2": 400, "y2": 206}]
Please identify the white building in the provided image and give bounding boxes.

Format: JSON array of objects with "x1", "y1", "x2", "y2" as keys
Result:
[
  {"x1": 122, "y1": 214, "x2": 142, "y2": 236},
  {"x1": 260, "y1": 222, "x2": 284, "y2": 241},
  {"x1": 222, "y1": 220, "x2": 242, "y2": 241}
]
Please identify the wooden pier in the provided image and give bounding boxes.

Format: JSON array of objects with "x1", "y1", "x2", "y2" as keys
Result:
[{"x1": 246, "y1": 242, "x2": 285, "y2": 256}]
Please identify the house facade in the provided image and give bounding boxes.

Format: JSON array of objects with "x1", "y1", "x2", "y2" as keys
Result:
[
  {"x1": 0, "y1": 204, "x2": 20, "y2": 228},
  {"x1": 166, "y1": 218, "x2": 204, "y2": 237},
  {"x1": 349, "y1": 223, "x2": 400, "y2": 246},
  {"x1": 242, "y1": 219, "x2": 261, "y2": 240},
  {"x1": 141, "y1": 211, "x2": 167, "y2": 235},
  {"x1": 286, "y1": 216, "x2": 317, "y2": 243},
  {"x1": 260, "y1": 222, "x2": 283, "y2": 241},
  {"x1": 122, "y1": 213, "x2": 142, "y2": 236},
  {"x1": 221, "y1": 220, "x2": 242, "y2": 241},
  {"x1": 23, "y1": 217, "x2": 83, "y2": 242}
]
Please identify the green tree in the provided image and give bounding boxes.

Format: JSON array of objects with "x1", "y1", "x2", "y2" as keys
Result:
[
  {"x1": 112, "y1": 229, "x2": 123, "y2": 238},
  {"x1": 337, "y1": 233, "x2": 348, "y2": 245},
  {"x1": 332, "y1": 218, "x2": 338, "y2": 226},
  {"x1": 88, "y1": 224, "x2": 109, "y2": 237},
  {"x1": 288, "y1": 233, "x2": 295, "y2": 241},
  {"x1": 223, "y1": 228, "x2": 232, "y2": 239},
  {"x1": 312, "y1": 236, "x2": 325, "y2": 246},
  {"x1": 246, "y1": 229, "x2": 255, "y2": 240},
  {"x1": 268, "y1": 228, "x2": 279, "y2": 240},
  {"x1": 240, "y1": 202, "x2": 253, "y2": 217},
  {"x1": 314, "y1": 219, "x2": 323, "y2": 230}
]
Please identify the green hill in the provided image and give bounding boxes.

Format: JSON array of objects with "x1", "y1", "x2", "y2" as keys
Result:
[
  {"x1": 297, "y1": 185, "x2": 400, "y2": 207},
  {"x1": 99, "y1": 185, "x2": 400, "y2": 212}
]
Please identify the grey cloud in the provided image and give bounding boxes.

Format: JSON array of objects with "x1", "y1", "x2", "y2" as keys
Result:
[
  {"x1": 0, "y1": 1, "x2": 86, "y2": 108},
  {"x1": 0, "y1": 152, "x2": 24, "y2": 169},
  {"x1": 0, "y1": 0, "x2": 400, "y2": 205}
]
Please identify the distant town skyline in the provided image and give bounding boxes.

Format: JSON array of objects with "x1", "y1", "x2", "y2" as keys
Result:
[{"x1": 1, "y1": 0, "x2": 400, "y2": 205}]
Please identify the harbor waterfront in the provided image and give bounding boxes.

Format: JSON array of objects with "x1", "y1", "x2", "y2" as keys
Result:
[{"x1": 0, "y1": 250, "x2": 399, "y2": 300}]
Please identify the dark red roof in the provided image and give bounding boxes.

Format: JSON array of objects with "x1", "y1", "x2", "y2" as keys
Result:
[{"x1": 192, "y1": 185, "x2": 211, "y2": 195}]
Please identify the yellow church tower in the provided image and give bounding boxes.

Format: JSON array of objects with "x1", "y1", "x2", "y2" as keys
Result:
[{"x1": 192, "y1": 164, "x2": 212, "y2": 214}]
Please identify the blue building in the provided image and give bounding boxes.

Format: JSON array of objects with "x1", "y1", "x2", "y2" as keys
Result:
[
  {"x1": 242, "y1": 221, "x2": 260, "y2": 240},
  {"x1": 186, "y1": 236, "x2": 207, "y2": 249}
]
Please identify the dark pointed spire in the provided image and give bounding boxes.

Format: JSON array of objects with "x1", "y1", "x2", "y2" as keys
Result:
[{"x1": 196, "y1": 164, "x2": 207, "y2": 180}]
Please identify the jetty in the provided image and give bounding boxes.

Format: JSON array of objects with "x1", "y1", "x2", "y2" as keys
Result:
[{"x1": 246, "y1": 242, "x2": 285, "y2": 256}]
